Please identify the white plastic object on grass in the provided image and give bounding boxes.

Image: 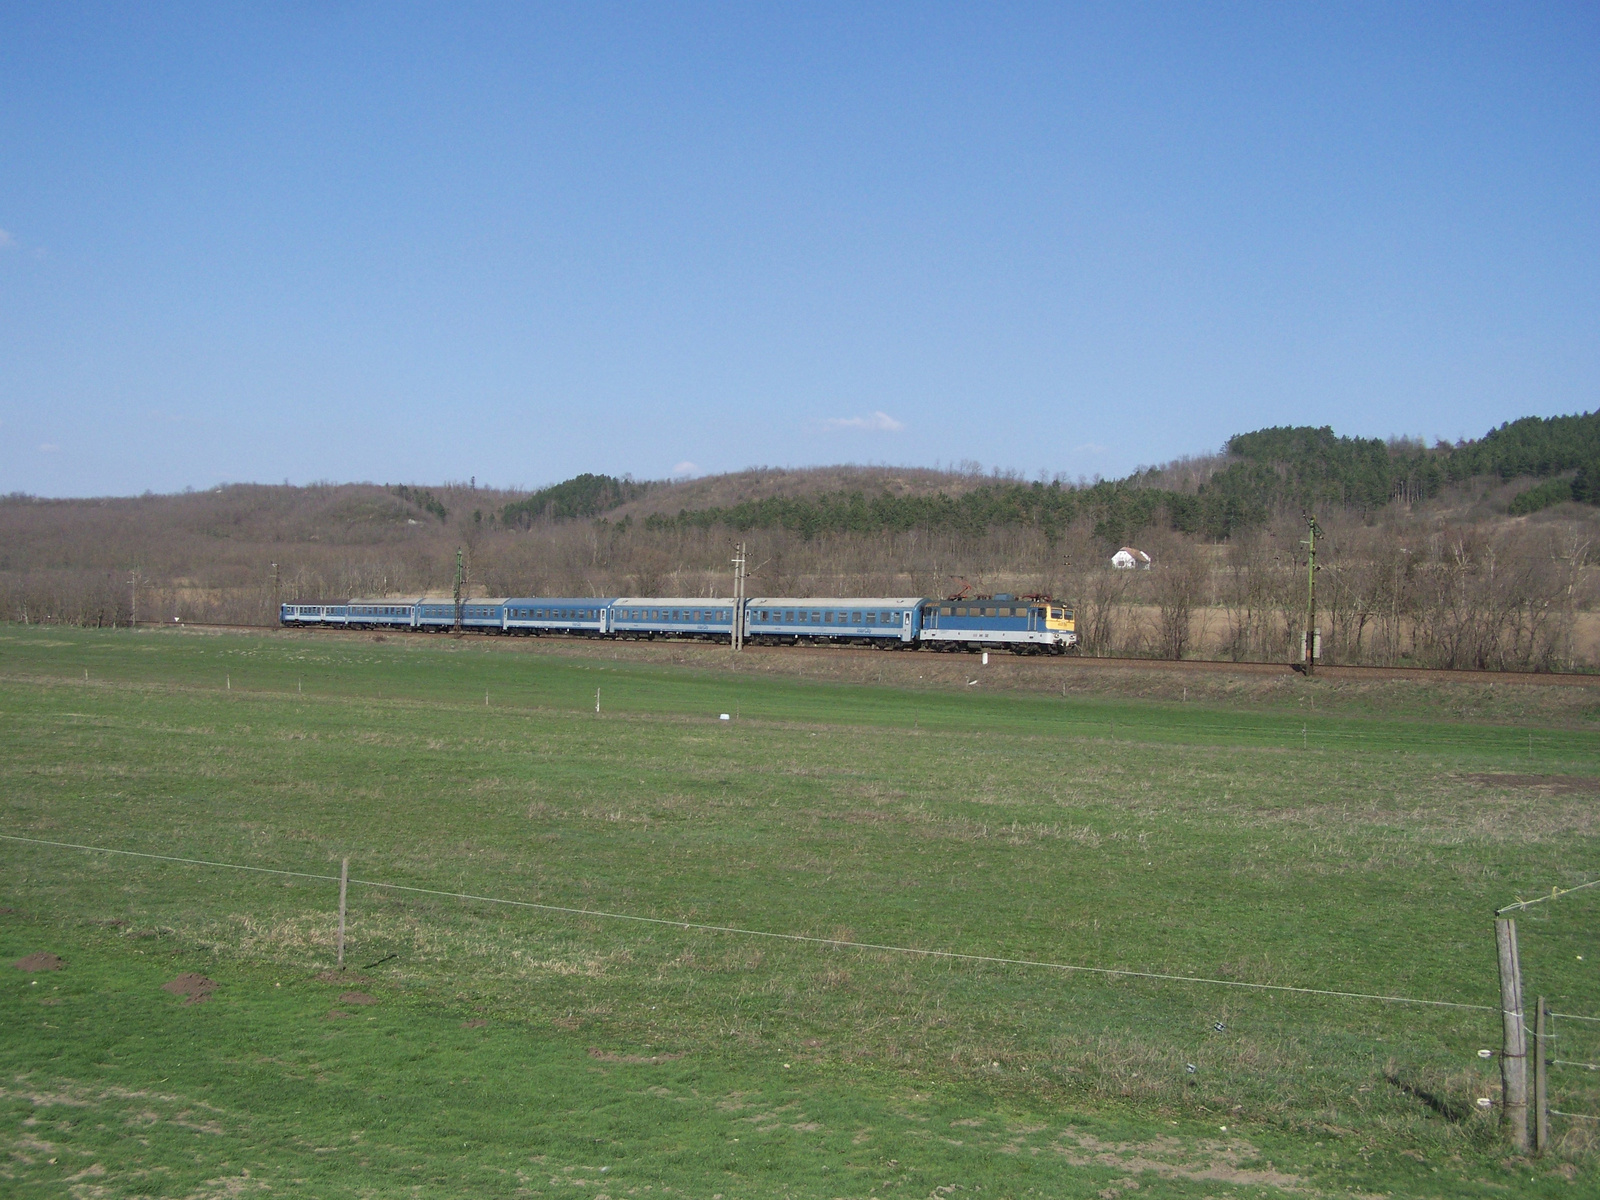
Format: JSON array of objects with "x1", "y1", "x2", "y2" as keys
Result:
[
  {"x1": 719, "y1": 713, "x2": 730, "y2": 721},
  {"x1": 1476, "y1": 1097, "x2": 1493, "y2": 1109},
  {"x1": 1479, "y1": 1049, "x2": 1494, "y2": 1059}
]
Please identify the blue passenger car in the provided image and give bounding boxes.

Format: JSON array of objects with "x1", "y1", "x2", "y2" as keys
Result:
[
  {"x1": 280, "y1": 603, "x2": 350, "y2": 626},
  {"x1": 743, "y1": 597, "x2": 922, "y2": 645},
  {"x1": 610, "y1": 597, "x2": 735, "y2": 641},
  {"x1": 504, "y1": 598, "x2": 612, "y2": 637},
  {"x1": 346, "y1": 598, "x2": 425, "y2": 629},
  {"x1": 415, "y1": 600, "x2": 458, "y2": 630}
]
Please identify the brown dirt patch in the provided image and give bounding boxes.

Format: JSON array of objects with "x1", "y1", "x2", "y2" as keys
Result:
[
  {"x1": 587, "y1": 1047, "x2": 685, "y2": 1065},
  {"x1": 462, "y1": 1018, "x2": 488, "y2": 1029},
  {"x1": 1464, "y1": 773, "x2": 1600, "y2": 794},
  {"x1": 337, "y1": 991, "x2": 377, "y2": 1006},
  {"x1": 162, "y1": 973, "x2": 218, "y2": 1005},
  {"x1": 315, "y1": 970, "x2": 371, "y2": 985},
  {"x1": 13, "y1": 952, "x2": 64, "y2": 972},
  {"x1": 1051, "y1": 1129, "x2": 1308, "y2": 1192},
  {"x1": 327, "y1": 1009, "x2": 350, "y2": 1019}
]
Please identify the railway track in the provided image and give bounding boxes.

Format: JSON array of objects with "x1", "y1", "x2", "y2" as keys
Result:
[{"x1": 124, "y1": 620, "x2": 1600, "y2": 688}]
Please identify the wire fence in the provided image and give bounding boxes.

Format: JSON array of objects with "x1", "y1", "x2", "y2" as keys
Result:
[
  {"x1": 0, "y1": 831, "x2": 1528, "y2": 1014},
  {"x1": 8, "y1": 829, "x2": 1600, "y2": 1155}
]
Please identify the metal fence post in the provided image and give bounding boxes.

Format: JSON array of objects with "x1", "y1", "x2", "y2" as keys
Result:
[
  {"x1": 1534, "y1": 995, "x2": 1549, "y2": 1155},
  {"x1": 337, "y1": 857, "x2": 349, "y2": 969}
]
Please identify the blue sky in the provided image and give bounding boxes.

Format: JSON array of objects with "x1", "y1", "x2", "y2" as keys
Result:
[{"x1": 2, "y1": 3, "x2": 1596, "y2": 497}]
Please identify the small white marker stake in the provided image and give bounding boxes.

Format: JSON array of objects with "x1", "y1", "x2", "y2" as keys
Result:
[{"x1": 982, "y1": 651, "x2": 988, "y2": 665}]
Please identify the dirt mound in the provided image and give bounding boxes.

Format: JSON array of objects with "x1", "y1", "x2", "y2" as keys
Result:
[
  {"x1": 13, "y1": 953, "x2": 63, "y2": 972},
  {"x1": 1465, "y1": 773, "x2": 1600, "y2": 794},
  {"x1": 337, "y1": 991, "x2": 377, "y2": 1006},
  {"x1": 162, "y1": 973, "x2": 217, "y2": 1005},
  {"x1": 315, "y1": 970, "x2": 371, "y2": 985}
]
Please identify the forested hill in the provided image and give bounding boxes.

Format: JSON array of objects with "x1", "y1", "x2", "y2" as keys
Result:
[{"x1": 500, "y1": 409, "x2": 1598, "y2": 544}]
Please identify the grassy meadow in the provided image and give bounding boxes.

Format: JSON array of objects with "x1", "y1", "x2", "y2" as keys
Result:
[{"x1": 2, "y1": 624, "x2": 1598, "y2": 1198}]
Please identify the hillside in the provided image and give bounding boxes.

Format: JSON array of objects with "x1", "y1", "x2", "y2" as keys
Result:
[
  {"x1": 3, "y1": 410, "x2": 1597, "y2": 671},
  {"x1": 487, "y1": 412, "x2": 1600, "y2": 549}
]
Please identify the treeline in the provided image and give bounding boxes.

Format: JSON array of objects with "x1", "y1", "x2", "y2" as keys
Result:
[
  {"x1": 623, "y1": 411, "x2": 1600, "y2": 546},
  {"x1": 502, "y1": 473, "x2": 652, "y2": 526},
  {"x1": 3, "y1": 487, "x2": 1594, "y2": 671}
]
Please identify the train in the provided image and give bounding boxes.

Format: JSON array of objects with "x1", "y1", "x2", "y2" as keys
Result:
[{"x1": 280, "y1": 592, "x2": 1077, "y2": 654}]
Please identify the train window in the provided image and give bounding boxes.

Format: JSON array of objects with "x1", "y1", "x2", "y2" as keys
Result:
[
  {"x1": 851, "y1": 611, "x2": 861, "y2": 623},
  {"x1": 823, "y1": 611, "x2": 832, "y2": 624},
  {"x1": 865, "y1": 612, "x2": 876, "y2": 624}
]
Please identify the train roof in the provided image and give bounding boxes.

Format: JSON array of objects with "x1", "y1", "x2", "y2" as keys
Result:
[
  {"x1": 745, "y1": 596, "x2": 925, "y2": 607},
  {"x1": 612, "y1": 596, "x2": 736, "y2": 607},
  {"x1": 504, "y1": 596, "x2": 617, "y2": 604}
]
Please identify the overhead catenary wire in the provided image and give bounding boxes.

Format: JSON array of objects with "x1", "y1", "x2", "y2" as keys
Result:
[{"x1": 0, "y1": 832, "x2": 1527, "y2": 1015}]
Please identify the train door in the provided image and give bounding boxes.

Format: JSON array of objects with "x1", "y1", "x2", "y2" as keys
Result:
[{"x1": 901, "y1": 610, "x2": 913, "y2": 642}]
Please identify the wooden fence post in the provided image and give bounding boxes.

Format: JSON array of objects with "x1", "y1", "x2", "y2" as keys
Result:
[
  {"x1": 337, "y1": 857, "x2": 349, "y2": 969},
  {"x1": 1534, "y1": 996, "x2": 1549, "y2": 1155},
  {"x1": 1495, "y1": 917, "x2": 1529, "y2": 1151}
]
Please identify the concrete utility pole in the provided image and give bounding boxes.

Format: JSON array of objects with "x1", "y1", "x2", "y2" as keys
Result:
[
  {"x1": 271, "y1": 562, "x2": 280, "y2": 616},
  {"x1": 453, "y1": 547, "x2": 464, "y2": 632},
  {"x1": 730, "y1": 541, "x2": 747, "y2": 650},
  {"x1": 1301, "y1": 514, "x2": 1321, "y2": 675},
  {"x1": 129, "y1": 570, "x2": 138, "y2": 627}
]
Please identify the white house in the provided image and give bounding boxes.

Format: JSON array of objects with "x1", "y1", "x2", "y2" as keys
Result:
[{"x1": 1111, "y1": 546, "x2": 1152, "y2": 570}]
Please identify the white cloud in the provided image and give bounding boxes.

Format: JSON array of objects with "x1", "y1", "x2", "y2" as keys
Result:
[
  {"x1": 824, "y1": 411, "x2": 905, "y2": 433},
  {"x1": 669, "y1": 461, "x2": 699, "y2": 478}
]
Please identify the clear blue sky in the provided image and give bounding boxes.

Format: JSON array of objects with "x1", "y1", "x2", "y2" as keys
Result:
[{"x1": 3, "y1": 3, "x2": 1596, "y2": 497}]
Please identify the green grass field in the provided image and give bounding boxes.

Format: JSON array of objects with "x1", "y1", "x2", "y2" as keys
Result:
[{"x1": 3, "y1": 624, "x2": 1598, "y2": 1198}]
